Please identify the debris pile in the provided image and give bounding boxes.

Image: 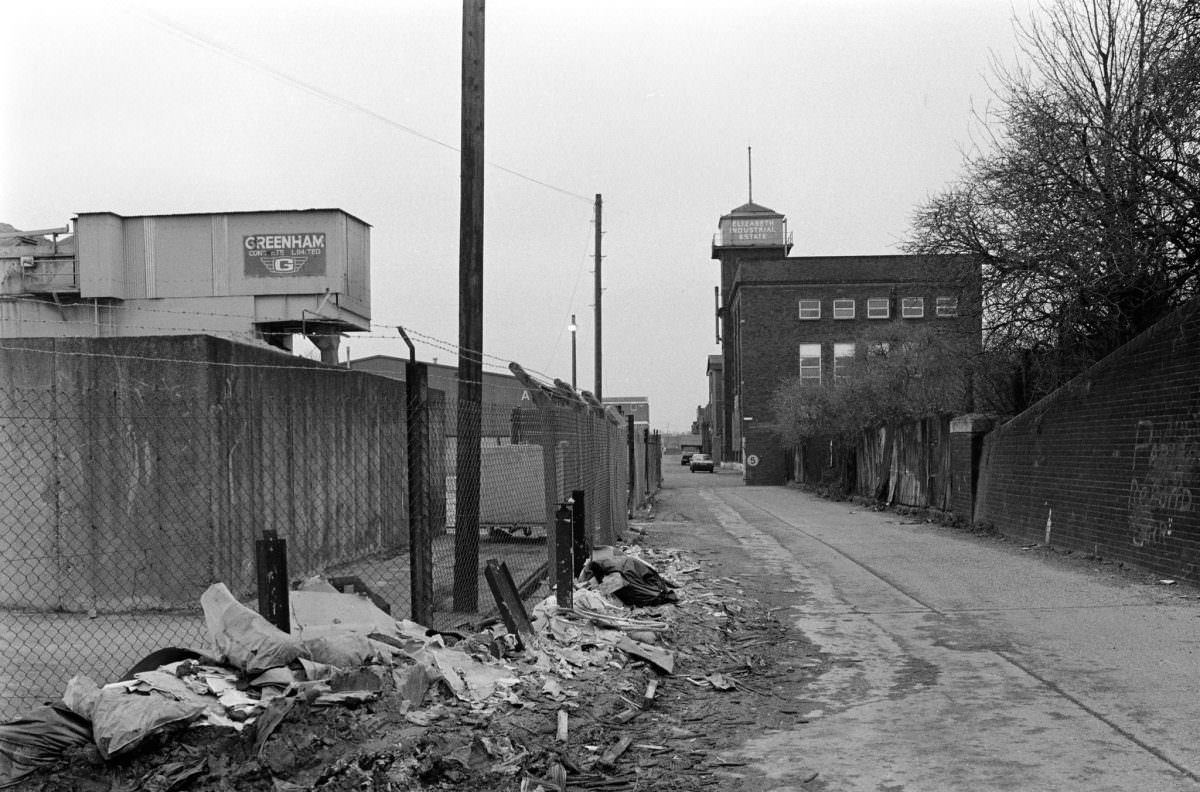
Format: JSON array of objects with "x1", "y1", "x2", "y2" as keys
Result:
[{"x1": 2, "y1": 540, "x2": 825, "y2": 791}]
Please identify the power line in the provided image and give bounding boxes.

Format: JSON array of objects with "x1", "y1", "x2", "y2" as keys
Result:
[
  {"x1": 541, "y1": 223, "x2": 595, "y2": 373},
  {"x1": 133, "y1": 7, "x2": 593, "y2": 204}
]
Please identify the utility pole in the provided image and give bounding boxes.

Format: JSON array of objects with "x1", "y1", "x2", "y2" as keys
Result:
[
  {"x1": 570, "y1": 313, "x2": 577, "y2": 389},
  {"x1": 454, "y1": 0, "x2": 484, "y2": 612},
  {"x1": 593, "y1": 193, "x2": 603, "y2": 400}
]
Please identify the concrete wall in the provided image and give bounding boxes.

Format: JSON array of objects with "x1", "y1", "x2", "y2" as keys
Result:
[
  {"x1": 349, "y1": 355, "x2": 523, "y2": 439},
  {"x1": 0, "y1": 335, "x2": 408, "y2": 610},
  {"x1": 974, "y1": 300, "x2": 1200, "y2": 582}
]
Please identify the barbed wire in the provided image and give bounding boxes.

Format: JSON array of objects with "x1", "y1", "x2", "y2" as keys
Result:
[
  {"x1": 3, "y1": 294, "x2": 566, "y2": 388},
  {"x1": 0, "y1": 327, "x2": 561, "y2": 397}
]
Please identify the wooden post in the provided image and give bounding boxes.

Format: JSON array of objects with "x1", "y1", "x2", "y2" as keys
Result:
[
  {"x1": 593, "y1": 193, "x2": 603, "y2": 400},
  {"x1": 454, "y1": 0, "x2": 485, "y2": 612}
]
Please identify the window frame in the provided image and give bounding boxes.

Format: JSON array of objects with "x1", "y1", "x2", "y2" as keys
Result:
[
  {"x1": 798, "y1": 342, "x2": 822, "y2": 384},
  {"x1": 833, "y1": 343, "x2": 856, "y2": 380},
  {"x1": 936, "y1": 296, "x2": 959, "y2": 317},
  {"x1": 832, "y1": 299, "x2": 856, "y2": 320},
  {"x1": 798, "y1": 299, "x2": 821, "y2": 320},
  {"x1": 901, "y1": 297, "x2": 925, "y2": 319},
  {"x1": 867, "y1": 298, "x2": 890, "y2": 319}
]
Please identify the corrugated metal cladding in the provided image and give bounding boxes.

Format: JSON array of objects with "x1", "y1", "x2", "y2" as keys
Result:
[{"x1": 74, "y1": 209, "x2": 371, "y2": 312}]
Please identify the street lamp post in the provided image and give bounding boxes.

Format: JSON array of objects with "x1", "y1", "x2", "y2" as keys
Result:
[{"x1": 569, "y1": 314, "x2": 577, "y2": 389}]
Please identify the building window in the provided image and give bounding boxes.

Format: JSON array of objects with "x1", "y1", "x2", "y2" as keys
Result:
[
  {"x1": 833, "y1": 299, "x2": 855, "y2": 319},
  {"x1": 798, "y1": 299, "x2": 821, "y2": 320},
  {"x1": 902, "y1": 297, "x2": 925, "y2": 318},
  {"x1": 799, "y1": 343, "x2": 821, "y2": 384},
  {"x1": 833, "y1": 343, "x2": 855, "y2": 380},
  {"x1": 867, "y1": 298, "x2": 890, "y2": 319},
  {"x1": 936, "y1": 296, "x2": 958, "y2": 317}
]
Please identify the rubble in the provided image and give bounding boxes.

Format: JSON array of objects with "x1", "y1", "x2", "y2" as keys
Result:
[{"x1": 2, "y1": 535, "x2": 827, "y2": 791}]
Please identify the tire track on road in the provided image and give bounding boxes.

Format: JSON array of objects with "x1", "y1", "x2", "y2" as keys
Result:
[{"x1": 720, "y1": 487, "x2": 1200, "y2": 786}]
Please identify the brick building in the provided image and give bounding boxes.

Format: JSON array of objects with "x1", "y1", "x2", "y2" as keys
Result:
[
  {"x1": 603, "y1": 396, "x2": 651, "y2": 429},
  {"x1": 704, "y1": 354, "x2": 723, "y2": 458},
  {"x1": 712, "y1": 201, "x2": 981, "y2": 485}
]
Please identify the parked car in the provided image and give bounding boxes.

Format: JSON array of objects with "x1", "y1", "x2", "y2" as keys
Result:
[
  {"x1": 680, "y1": 452, "x2": 694, "y2": 465},
  {"x1": 689, "y1": 453, "x2": 715, "y2": 473}
]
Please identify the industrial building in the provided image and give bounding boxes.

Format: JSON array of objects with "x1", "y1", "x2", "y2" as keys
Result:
[
  {"x1": 0, "y1": 209, "x2": 371, "y2": 363},
  {"x1": 711, "y1": 200, "x2": 981, "y2": 485},
  {"x1": 602, "y1": 396, "x2": 650, "y2": 429}
]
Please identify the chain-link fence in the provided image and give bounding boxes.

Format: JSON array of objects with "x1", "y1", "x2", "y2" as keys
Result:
[
  {"x1": 0, "y1": 338, "x2": 408, "y2": 718},
  {"x1": 0, "y1": 338, "x2": 654, "y2": 718},
  {"x1": 420, "y1": 364, "x2": 637, "y2": 628}
]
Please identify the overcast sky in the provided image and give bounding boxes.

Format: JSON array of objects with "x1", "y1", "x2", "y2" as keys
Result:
[{"x1": 1, "y1": 0, "x2": 1033, "y2": 431}]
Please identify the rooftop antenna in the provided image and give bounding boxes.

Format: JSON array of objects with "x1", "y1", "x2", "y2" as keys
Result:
[{"x1": 747, "y1": 146, "x2": 753, "y2": 203}]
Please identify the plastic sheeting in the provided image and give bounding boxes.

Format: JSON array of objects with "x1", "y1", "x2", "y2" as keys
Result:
[{"x1": 0, "y1": 704, "x2": 92, "y2": 788}]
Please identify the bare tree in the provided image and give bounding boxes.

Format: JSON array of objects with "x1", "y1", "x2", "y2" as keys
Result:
[
  {"x1": 768, "y1": 324, "x2": 977, "y2": 446},
  {"x1": 908, "y1": 0, "x2": 1200, "y2": 400}
]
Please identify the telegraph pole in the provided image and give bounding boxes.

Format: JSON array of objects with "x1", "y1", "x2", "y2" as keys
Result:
[
  {"x1": 570, "y1": 313, "x2": 577, "y2": 389},
  {"x1": 454, "y1": 0, "x2": 484, "y2": 612},
  {"x1": 593, "y1": 193, "x2": 603, "y2": 400}
]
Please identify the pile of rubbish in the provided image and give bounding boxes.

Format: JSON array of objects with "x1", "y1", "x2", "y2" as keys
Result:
[{"x1": 0, "y1": 544, "x2": 705, "y2": 791}]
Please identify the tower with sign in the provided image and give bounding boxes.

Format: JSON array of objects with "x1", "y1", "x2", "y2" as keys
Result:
[{"x1": 711, "y1": 200, "x2": 792, "y2": 472}]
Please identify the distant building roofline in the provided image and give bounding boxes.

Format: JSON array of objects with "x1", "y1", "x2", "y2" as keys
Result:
[
  {"x1": 73, "y1": 207, "x2": 372, "y2": 227},
  {"x1": 719, "y1": 201, "x2": 782, "y2": 219}
]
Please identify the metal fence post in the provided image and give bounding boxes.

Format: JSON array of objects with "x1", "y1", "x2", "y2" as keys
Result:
[
  {"x1": 643, "y1": 427, "x2": 650, "y2": 497},
  {"x1": 555, "y1": 502, "x2": 574, "y2": 609},
  {"x1": 406, "y1": 359, "x2": 434, "y2": 626},
  {"x1": 626, "y1": 415, "x2": 636, "y2": 517},
  {"x1": 571, "y1": 489, "x2": 587, "y2": 576},
  {"x1": 255, "y1": 530, "x2": 290, "y2": 632}
]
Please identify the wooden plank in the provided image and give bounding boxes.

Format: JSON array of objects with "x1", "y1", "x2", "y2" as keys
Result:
[
  {"x1": 599, "y1": 735, "x2": 633, "y2": 767},
  {"x1": 484, "y1": 559, "x2": 533, "y2": 647},
  {"x1": 556, "y1": 709, "x2": 569, "y2": 743}
]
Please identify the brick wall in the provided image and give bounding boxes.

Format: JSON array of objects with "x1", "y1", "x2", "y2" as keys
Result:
[{"x1": 975, "y1": 299, "x2": 1200, "y2": 581}]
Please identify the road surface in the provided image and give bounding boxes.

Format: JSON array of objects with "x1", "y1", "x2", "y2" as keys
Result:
[{"x1": 652, "y1": 459, "x2": 1200, "y2": 791}]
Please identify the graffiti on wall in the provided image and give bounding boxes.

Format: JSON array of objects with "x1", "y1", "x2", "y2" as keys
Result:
[{"x1": 1128, "y1": 415, "x2": 1200, "y2": 547}]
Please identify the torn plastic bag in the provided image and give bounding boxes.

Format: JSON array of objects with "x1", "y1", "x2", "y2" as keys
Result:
[
  {"x1": 0, "y1": 704, "x2": 91, "y2": 788},
  {"x1": 201, "y1": 583, "x2": 305, "y2": 673},
  {"x1": 586, "y1": 552, "x2": 678, "y2": 607},
  {"x1": 301, "y1": 632, "x2": 383, "y2": 668},
  {"x1": 63, "y1": 675, "x2": 206, "y2": 760},
  {"x1": 91, "y1": 687, "x2": 206, "y2": 759}
]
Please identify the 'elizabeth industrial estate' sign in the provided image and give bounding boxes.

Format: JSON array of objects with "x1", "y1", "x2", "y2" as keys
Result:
[{"x1": 727, "y1": 217, "x2": 783, "y2": 245}]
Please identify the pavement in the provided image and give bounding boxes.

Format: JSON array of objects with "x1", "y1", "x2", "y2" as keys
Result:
[{"x1": 652, "y1": 459, "x2": 1200, "y2": 791}]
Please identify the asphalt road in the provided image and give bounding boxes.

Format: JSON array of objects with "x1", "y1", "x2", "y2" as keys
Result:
[{"x1": 652, "y1": 459, "x2": 1200, "y2": 791}]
